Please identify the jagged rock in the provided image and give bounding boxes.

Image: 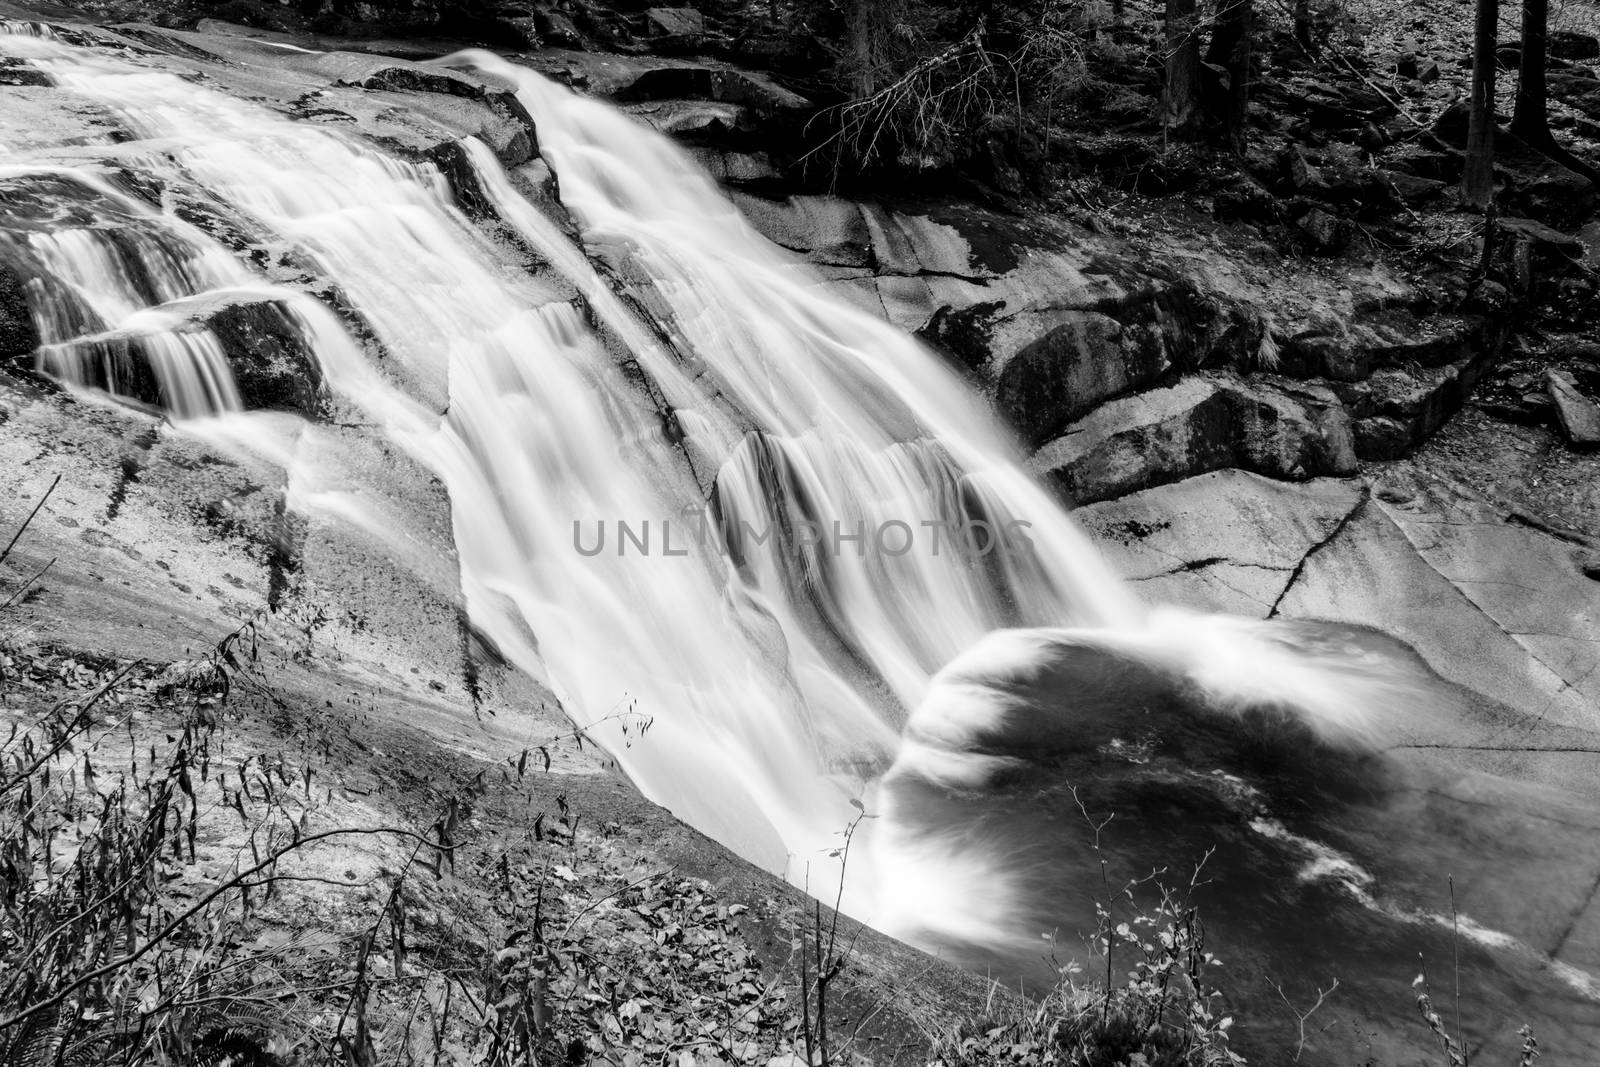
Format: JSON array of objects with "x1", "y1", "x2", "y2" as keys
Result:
[
  {"x1": 909, "y1": 252, "x2": 1235, "y2": 445},
  {"x1": 612, "y1": 66, "x2": 810, "y2": 118},
  {"x1": 1566, "y1": 349, "x2": 1600, "y2": 396},
  {"x1": 625, "y1": 99, "x2": 754, "y2": 137},
  {"x1": 1363, "y1": 312, "x2": 1490, "y2": 370},
  {"x1": 734, "y1": 194, "x2": 1014, "y2": 284},
  {"x1": 690, "y1": 148, "x2": 778, "y2": 185},
  {"x1": 1028, "y1": 374, "x2": 1357, "y2": 504},
  {"x1": 1278, "y1": 331, "x2": 1368, "y2": 381},
  {"x1": 1499, "y1": 215, "x2": 1584, "y2": 255},
  {"x1": 1029, "y1": 377, "x2": 1234, "y2": 504},
  {"x1": 499, "y1": 14, "x2": 541, "y2": 49},
  {"x1": 1547, "y1": 369, "x2": 1600, "y2": 447},
  {"x1": 0, "y1": 57, "x2": 50, "y2": 87},
  {"x1": 1212, "y1": 181, "x2": 1278, "y2": 223},
  {"x1": 1385, "y1": 170, "x2": 1446, "y2": 205},
  {"x1": 1283, "y1": 146, "x2": 1329, "y2": 194},
  {"x1": 1428, "y1": 103, "x2": 1469, "y2": 151},
  {"x1": 1310, "y1": 163, "x2": 1401, "y2": 217},
  {"x1": 1553, "y1": 30, "x2": 1600, "y2": 61},
  {"x1": 644, "y1": 7, "x2": 704, "y2": 38},
  {"x1": 1261, "y1": 78, "x2": 1374, "y2": 131},
  {"x1": 329, "y1": 61, "x2": 489, "y2": 99},
  {"x1": 1341, "y1": 355, "x2": 1492, "y2": 458},
  {"x1": 1521, "y1": 169, "x2": 1597, "y2": 230},
  {"x1": 990, "y1": 297, "x2": 1195, "y2": 443},
  {"x1": 1295, "y1": 206, "x2": 1352, "y2": 254},
  {"x1": 1578, "y1": 220, "x2": 1600, "y2": 270},
  {"x1": 1547, "y1": 71, "x2": 1600, "y2": 104},
  {"x1": 1478, "y1": 390, "x2": 1554, "y2": 425},
  {"x1": 536, "y1": 11, "x2": 586, "y2": 47},
  {"x1": 1461, "y1": 279, "x2": 1512, "y2": 314},
  {"x1": 1227, "y1": 376, "x2": 1358, "y2": 478},
  {"x1": 427, "y1": 140, "x2": 496, "y2": 217},
  {"x1": 919, "y1": 301, "x2": 1005, "y2": 379},
  {"x1": 1389, "y1": 147, "x2": 1465, "y2": 183},
  {"x1": 1492, "y1": 136, "x2": 1600, "y2": 229}
]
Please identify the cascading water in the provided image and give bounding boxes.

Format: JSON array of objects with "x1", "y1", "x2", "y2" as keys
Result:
[
  {"x1": 0, "y1": 25, "x2": 1154, "y2": 885},
  {"x1": 467, "y1": 54, "x2": 1143, "y2": 713},
  {"x1": 0, "y1": 23, "x2": 901, "y2": 875},
  {"x1": 7, "y1": 25, "x2": 1600, "y2": 1060},
  {"x1": 0, "y1": 166, "x2": 245, "y2": 417}
]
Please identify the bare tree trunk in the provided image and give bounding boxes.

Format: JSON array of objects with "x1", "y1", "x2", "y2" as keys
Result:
[
  {"x1": 1463, "y1": 0, "x2": 1500, "y2": 208},
  {"x1": 1164, "y1": 0, "x2": 1204, "y2": 133},
  {"x1": 1293, "y1": 0, "x2": 1313, "y2": 51},
  {"x1": 1207, "y1": 0, "x2": 1253, "y2": 151},
  {"x1": 1511, "y1": 0, "x2": 1550, "y2": 144},
  {"x1": 1507, "y1": 0, "x2": 1600, "y2": 184},
  {"x1": 848, "y1": 0, "x2": 880, "y2": 98}
]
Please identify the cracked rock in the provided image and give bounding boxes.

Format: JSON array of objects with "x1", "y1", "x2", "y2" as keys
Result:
[{"x1": 1547, "y1": 369, "x2": 1600, "y2": 448}]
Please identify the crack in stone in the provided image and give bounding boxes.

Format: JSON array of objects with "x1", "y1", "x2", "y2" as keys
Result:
[
  {"x1": 1376, "y1": 500, "x2": 1600, "y2": 729},
  {"x1": 1125, "y1": 555, "x2": 1286, "y2": 609},
  {"x1": 1552, "y1": 867, "x2": 1600, "y2": 966},
  {"x1": 1266, "y1": 488, "x2": 1371, "y2": 619}
]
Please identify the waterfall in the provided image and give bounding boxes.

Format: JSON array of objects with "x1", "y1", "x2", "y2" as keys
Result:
[
  {"x1": 0, "y1": 166, "x2": 246, "y2": 417},
  {"x1": 467, "y1": 55, "x2": 1142, "y2": 693},
  {"x1": 0, "y1": 25, "x2": 1137, "y2": 905},
  {"x1": 14, "y1": 28, "x2": 1600, "y2": 1062}
]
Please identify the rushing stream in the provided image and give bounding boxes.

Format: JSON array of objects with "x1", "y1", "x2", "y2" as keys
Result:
[{"x1": 4, "y1": 21, "x2": 1600, "y2": 1062}]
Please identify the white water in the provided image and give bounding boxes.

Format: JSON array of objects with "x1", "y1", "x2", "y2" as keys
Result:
[
  {"x1": 0, "y1": 26, "x2": 1416, "y2": 931},
  {"x1": 470, "y1": 54, "x2": 1142, "y2": 703},
  {"x1": 0, "y1": 26, "x2": 880, "y2": 874},
  {"x1": 0, "y1": 165, "x2": 245, "y2": 416}
]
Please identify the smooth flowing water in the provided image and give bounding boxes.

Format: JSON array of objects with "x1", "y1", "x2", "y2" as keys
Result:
[
  {"x1": 0, "y1": 26, "x2": 1152, "y2": 878},
  {"x1": 4, "y1": 24, "x2": 1599, "y2": 1062},
  {"x1": 0, "y1": 165, "x2": 245, "y2": 417}
]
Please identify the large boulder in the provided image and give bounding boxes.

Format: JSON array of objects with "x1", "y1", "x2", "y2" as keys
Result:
[
  {"x1": 1028, "y1": 374, "x2": 1357, "y2": 504},
  {"x1": 1552, "y1": 30, "x2": 1600, "y2": 61},
  {"x1": 985, "y1": 283, "x2": 1211, "y2": 444},
  {"x1": 1028, "y1": 377, "x2": 1235, "y2": 504}
]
